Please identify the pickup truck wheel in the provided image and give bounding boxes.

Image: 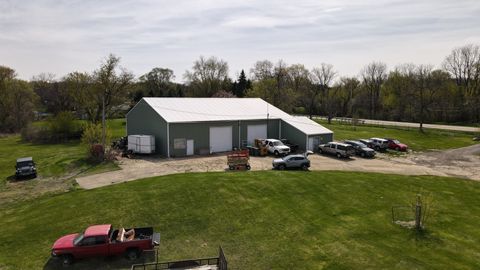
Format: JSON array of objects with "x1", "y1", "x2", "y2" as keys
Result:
[
  {"x1": 61, "y1": 254, "x2": 73, "y2": 265},
  {"x1": 336, "y1": 153, "x2": 342, "y2": 159},
  {"x1": 126, "y1": 248, "x2": 140, "y2": 261},
  {"x1": 274, "y1": 150, "x2": 279, "y2": 156}
]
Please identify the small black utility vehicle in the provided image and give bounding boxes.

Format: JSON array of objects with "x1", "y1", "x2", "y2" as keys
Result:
[{"x1": 15, "y1": 157, "x2": 37, "y2": 179}]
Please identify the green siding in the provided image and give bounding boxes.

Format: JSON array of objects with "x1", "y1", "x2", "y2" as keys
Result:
[
  {"x1": 126, "y1": 99, "x2": 168, "y2": 156},
  {"x1": 307, "y1": 134, "x2": 333, "y2": 151},
  {"x1": 169, "y1": 121, "x2": 238, "y2": 157},
  {"x1": 281, "y1": 120, "x2": 307, "y2": 150},
  {"x1": 239, "y1": 119, "x2": 281, "y2": 147},
  {"x1": 168, "y1": 119, "x2": 281, "y2": 157}
]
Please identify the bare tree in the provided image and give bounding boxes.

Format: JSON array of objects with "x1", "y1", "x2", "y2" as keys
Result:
[
  {"x1": 414, "y1": 65, "x2": 435, "y2": 132},
  {"x1": 310, "y1": 63, "x2": 337, "y2": 122},
  {"x1": 250, "y1": 60, "x2": 274, "y2": 81},
  {"x1": 65, "y1": 54, "x2": 134, "y2": 123},
  {"x1": 184, "y1": 56, "x2": 230, "y2": 97},
  {"x1": 360, "y1": 62, "x2": 387, "y2": 119},
  {"x1": 443, "y1": 44, "x2": 480, "y2": 122}
]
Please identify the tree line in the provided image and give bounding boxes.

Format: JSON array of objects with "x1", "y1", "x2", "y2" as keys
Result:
[{"x1": 0, "y1": 43, "x2": 479, "y2": 134}]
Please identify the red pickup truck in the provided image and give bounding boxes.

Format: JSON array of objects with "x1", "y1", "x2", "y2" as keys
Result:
[{"x1": 51, "y1": 224, "x2": 160, "y2": 265}]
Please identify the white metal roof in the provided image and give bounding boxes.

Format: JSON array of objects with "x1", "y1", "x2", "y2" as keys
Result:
[
  {"x1": 142, "y1": 97, "x2": 289, "y2": 122},
  {"x1": 283, "y1": 116, "x2": 333, "y2": 135},
  {"x1": 140, "y1": 97, "x2": 332, "y2": 135}
]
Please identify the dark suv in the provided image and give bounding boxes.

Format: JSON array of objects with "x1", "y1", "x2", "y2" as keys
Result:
[
  {"x1": 15, "y1": 157, "x2": 37, "y2": 179},
  {"x1": 344, "y1": 140, "x2": 376, "y2": 158}
]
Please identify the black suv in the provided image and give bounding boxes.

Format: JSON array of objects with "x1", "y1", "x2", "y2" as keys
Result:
[
  {"x1": 15, "y1": 157, "x2": 37, "y2": 179},
  {"x1": 344, "y1": 140, "x2": 376, "y2": 158}
]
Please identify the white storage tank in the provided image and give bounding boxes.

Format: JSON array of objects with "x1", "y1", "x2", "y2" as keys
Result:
[{"x1": 128, "y1": 135, "x2": 155, "y2": 154}]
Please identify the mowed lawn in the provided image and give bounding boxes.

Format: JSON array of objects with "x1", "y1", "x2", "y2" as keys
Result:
[
  {"x1": 317, "y1": 120, "x2": 478, "y2": 151},
  {"x1": 0, "y1": 119, "x2": 126, "y2": 187},
  {"x1": 0, "y1": 171, "x2": 479, "y2": 269}
]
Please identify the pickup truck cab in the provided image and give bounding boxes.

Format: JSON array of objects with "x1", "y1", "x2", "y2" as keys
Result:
[
  {"x1": 51, "y1": 224, "x2": 160, "y2": 265},
  {"x1": 264, "y1": 139, "x2": 290, "y2": 156}
]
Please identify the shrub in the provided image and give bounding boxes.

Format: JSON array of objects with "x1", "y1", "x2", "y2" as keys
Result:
[{"x1": 81, "y1": 123, "x2": 112, "y2": 161}]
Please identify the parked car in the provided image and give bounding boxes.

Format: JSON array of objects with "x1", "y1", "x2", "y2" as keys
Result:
[
  {"x1": 264, "y1": 139, "x2": 291, "y2": 156},
  {"x1": 280, "y1": 139, "x2": 299, "y2": 153},
  {"x1": 369, "y1": 137, "x2": 389, "y2": 151},
  {"x1": 358, "y1": 139, "x2": 375, "y2": 149},
  {"x1": 385, "y1": 138, "x2": 408, "y2": 151},
  {"x1": 272, "y1": 151, "x2": 312, "y2": 170},
  {"x1": 344, "y1": 140, "x2": 376, "y2": 158},
  {"x1": 318, "y1": 142, "x2": 355, "y2": 158},
  {"x1": 15, "y1": 157, "x2": 37, "y2": 179},
  {"x1": 51, "y1": 224, "x2": 160, "y2": 265}
]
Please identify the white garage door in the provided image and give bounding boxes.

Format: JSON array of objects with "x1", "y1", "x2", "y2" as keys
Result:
[
  {"x1": 247, "y1": 124, "x2": 267, "y2": 145},
  {"x1": 209, "y1": 126, "x2": 233, "y2": 153}
]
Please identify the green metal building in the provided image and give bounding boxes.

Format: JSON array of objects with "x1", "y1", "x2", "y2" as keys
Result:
[{"x1": 126, "y1": 98, "x2": 333, "y2": 157}]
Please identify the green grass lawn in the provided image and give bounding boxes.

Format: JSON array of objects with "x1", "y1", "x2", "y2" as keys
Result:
[
  {"x1": 318, "y1": 120, "x2": 477, "y2": 151},
  {"x1": 0, "y1": 171, "x2": 479, "y2": 269},
  {"x1": 0, "y1": 119, "x2": 125, "y2": 187}
]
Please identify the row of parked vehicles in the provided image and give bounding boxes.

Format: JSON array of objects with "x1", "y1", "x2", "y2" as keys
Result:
[
  {"x1": 270, "y1": 137, "x2": 409, "y2": 170},
  {"x1": 318, "y1": 138, "x2": 408, "y2": 159}
]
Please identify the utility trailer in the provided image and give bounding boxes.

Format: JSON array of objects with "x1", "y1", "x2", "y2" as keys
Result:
[
  {"x1": 128, "y1": 135, "x2": 155, "y2": 154},
  {"x1": 227, "y1": 150, "x2": 250, "y2": 170}
]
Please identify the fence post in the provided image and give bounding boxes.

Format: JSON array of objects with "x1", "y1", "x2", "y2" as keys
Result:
[{"x1": 415, "y1": 195, "x2": 422, "y2": 230}]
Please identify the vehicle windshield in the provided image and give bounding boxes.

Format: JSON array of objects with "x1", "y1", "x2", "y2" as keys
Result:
[
  {"x1": 393, "y1": 140, "x2": 400, "y2": 144},
  {"x1": 16, "y1": 161, "x2": 33, "y2": 167},
  {"x1": 273, "y1": 141, "x2": 284, "y2": 146},
  {"x1": 73, "y1": 232, "x2": 84, "y2": 246},
  {"x1": 357, "y1": 142, "x2": 367, "y2": 148}
]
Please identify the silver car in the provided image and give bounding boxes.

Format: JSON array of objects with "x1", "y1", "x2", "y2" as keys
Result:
[
  {"x1": 272, "y1": 152, "x2": 312, "y2": 170},
  {"x1": 318, "y1": 142, "x2": 355, "y2": 158}
]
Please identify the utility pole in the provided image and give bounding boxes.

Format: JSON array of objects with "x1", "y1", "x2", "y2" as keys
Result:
[
  {"x1": 267, "y1": 103, "x2": 269, "y2": 138},
  {"x1": 102, "y1": 94, "x2": 106, "y2": 156}
]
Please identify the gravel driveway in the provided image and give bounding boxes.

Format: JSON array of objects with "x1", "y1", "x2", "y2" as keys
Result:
[{"x1": 76, "y1": 144, "x2": 480, "y2": 189}]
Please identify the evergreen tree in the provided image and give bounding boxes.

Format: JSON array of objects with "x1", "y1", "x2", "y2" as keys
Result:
[{"x1": 234, "y1": 70, "x2": 249, "y2": 97}]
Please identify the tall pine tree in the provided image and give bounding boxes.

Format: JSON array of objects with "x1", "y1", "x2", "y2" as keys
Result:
[{"x1": 234, "y1": 69, "x2": 250, "y2": 97}]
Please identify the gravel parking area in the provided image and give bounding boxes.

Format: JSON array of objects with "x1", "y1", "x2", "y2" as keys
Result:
[{"x1": 76, "y1": 144, "x2": 480, "y2": 189}]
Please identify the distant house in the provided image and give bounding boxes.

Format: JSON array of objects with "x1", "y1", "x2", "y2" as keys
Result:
[{"x1": 126, "y1": 98, "x2": 333, "y2": 157}]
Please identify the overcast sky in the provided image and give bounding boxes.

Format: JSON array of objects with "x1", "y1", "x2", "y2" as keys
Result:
[{"x1": 1, "y1": 0, "x2": 480, "y2": 81}]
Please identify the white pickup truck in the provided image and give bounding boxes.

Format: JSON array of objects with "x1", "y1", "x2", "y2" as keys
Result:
[{"x1": 264, "y1": 139, "x2": 291, "y2": 156}]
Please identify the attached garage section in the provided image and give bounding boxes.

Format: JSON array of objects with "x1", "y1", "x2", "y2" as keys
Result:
[
  {"x1": 282, "y1": 117, "x2": 334, "y2": 151},
  {"x1": 209, "y1": 126, "x2": 233, "y2": 153},
  {"x1": 247, "y1": 124, "x2": 267, "y2": 145}
]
